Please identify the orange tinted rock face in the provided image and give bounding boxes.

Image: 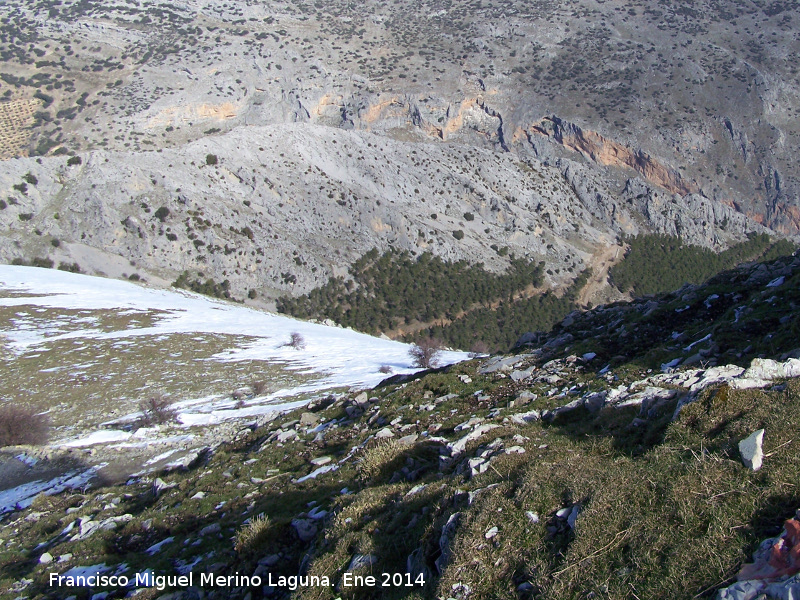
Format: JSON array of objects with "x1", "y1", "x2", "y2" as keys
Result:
[
  {"x1": 766, "y1": 203, "x2": 800, "y2": 234},
  {"x1": 738, "y1": 517, "x2": 800, "y2": 582},
  {"x1": 530, "y1": 116, "x2": 698, "y2": 196}
]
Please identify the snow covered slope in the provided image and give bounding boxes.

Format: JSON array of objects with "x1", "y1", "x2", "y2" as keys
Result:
[{"x1": 0, "y1": 266, "x2": 468, "y2": 438}]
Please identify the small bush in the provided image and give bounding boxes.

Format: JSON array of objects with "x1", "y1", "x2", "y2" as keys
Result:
[
  {"x1": 250, "y1": 380, "x2": 269, "y2": 396},
  {"x1": 463, "y1": 212, "x2": 475, "y2": 221},
  {"x1": 378, "y1": 364, "x2": 393, "y2": 374},
  {"x1": 58, "y1": 262, "x2": 81, "y2": 273},
  {"x1": 452, "y1": 229, "x2": 464, "y2": 240},
  {"x1": 154, "y1": 206, "x2": 170, "y2": 222},
  {"x1": 0, "y1": 405, "x2": 49, "y2": 446},
  {"x1": 409, "y1": 337, "x2": 443, "y2": 368},
  {"x1": 205, "y1": 153, "x2": 218, "y2": 166},
  {"x1": 248, "y1": 289, "x2": 257, "y2": 299},
  {"x1": 23, "y1": 173, "x2": 38, "y2": 186},
  {"x1": 285, "y1": 332, "x2": 306, "y2": 350},
  {"x1": 234, "y1": 514, "x2": 271, "y2": 553},
  {"x1": 66, "y1": 155, "x2": 82, "y2": 166},
  {"x1": 468, "y1": 340, "x2": 490, "y2": 357},
  {"x1": 31, "y1": 257, "x2": 53, "y2": 268},
  {"x1": 18, "y1": 213, "x2": 33, "y2": 221},
  {"x1": 137, "y1": 394, "x2": 176, "y2": 427},
  {"x1": 50, "y1": 238, "x2": 60, "y2": 247}
]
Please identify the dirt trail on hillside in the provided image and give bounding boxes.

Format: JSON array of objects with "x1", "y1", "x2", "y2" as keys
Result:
[{"x1": 385, "y1": 281, "x2": 553, "y2": 340}]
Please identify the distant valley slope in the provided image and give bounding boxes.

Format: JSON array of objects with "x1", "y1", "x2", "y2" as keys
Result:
[{"x1": 0, "y1": 0, "x2": 798, "y2": 327}]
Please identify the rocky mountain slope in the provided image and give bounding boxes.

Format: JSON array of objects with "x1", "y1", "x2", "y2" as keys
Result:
[
  {"x1": 2, "y1": 239, "x2": 799, "y2": 600},
  {"x1": 1, "y1": 0, "x2": 799, "y2": 306},
  {"x1": 0, "y1": 124, "x2": 775, "y2": 307}
]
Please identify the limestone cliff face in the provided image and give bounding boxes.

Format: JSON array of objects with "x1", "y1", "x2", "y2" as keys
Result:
[
  {"x1": 348, "y1": 94, "x2": 507, "y2": 149},
  {"x1": 529, "y1": 117, "x2": 698, "y2": 197}
]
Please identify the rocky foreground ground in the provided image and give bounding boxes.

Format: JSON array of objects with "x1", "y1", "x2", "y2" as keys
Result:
[{"x1": 2, "y1": 253, "x2": 800, "y2": 600}]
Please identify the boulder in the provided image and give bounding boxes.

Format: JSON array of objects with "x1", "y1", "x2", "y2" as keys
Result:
[
  {"x1": 436, "y1": 513, "x2": 460, "y2": 574},
  {"x1": 291, "y1": 518, "x2": 318, "y2": 542},
  {"x1": 299, "y1": 412, "x2": 320, "y2": 426},
  {"x1": 352, "y1": 392, "x2": 371, "y2": 407},
  {"x1": 468, "y1": 457, "x2": 488, "y2": 478},
  {"x1": 583, "y1": 391, "x2": 607, "y2": 413},
  {"x1": 739, "y1": 429, "x2": 765, "y2": 471},
  {"x1": 509, "y1": 409, "x2": 541, "y2": 425},
  {"x1": 449, "y1": 424, "x2": 500, "y2": 454},
  {"x1": 510, "y1": 367, "x2": 536, "y2": 382},
  {"x1": 688, "y1": 365, "x2": 746, "y2": 392},
  {"x1": 153, "y1": 478, "x2": 177, "y2": 496},
  {"x1": 347, "y1": 554, "x2": 377, "y2": 571},
  {"x1": 398, "y1": 434, "x2": 418, "y2": 446},
  {"x1": 616, "y1": 387, "x2": 677, "y2": 409},
  {"x1": 345, "y1": 405, "x2": 364, "y2": 418},
  {"x1": 276, "y1": 429, "x2": 298, "y2": 443},
  {"x1": 542, "y1": 398, "x2": 584, "y2": 422},
  {"x1": 406, "y1": 547, "x2": 432, "y2": 583},
  {"x1": 200, "y1": 523, "x2": 221, "y2": 536},
  {"x1": 479, "y1": 355, "x2": 523, "y2": 374},
  {"x1": 744, "y1": 358, "x2": 800, "y2": 381}
]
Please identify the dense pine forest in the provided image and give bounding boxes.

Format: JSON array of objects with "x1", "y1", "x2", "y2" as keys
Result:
[
  {"x1": 419, "y1": 269, "x2": 590, "y2": 352},
  {"x1": 610, "y1": 233, "x2": 796, "y2": 297},
  {"x1": 276, "y1": 250, "x2": 546, "y2": 346},
  {"x1": 277, "y1": 234, "x2": 797, "y2": 353},
  {"x1": 276, "y1": 249, "x2": 592, "y2": 352}
]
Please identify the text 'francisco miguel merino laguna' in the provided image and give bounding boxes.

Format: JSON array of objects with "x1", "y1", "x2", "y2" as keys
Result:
[{"x1": 51, "y1": 570, "x2": 425, "y2": 591}]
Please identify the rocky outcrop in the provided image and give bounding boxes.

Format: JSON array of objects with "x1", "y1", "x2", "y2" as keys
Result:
[{"x1": 530, "y1": 116, "x2": 698, "y2": 196}]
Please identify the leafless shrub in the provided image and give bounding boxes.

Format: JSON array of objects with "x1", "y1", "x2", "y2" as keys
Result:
[
  {"x1": 138, "y1": 394, "x2": 176, "y2": 427},
  {"x1": 378, "y1": 364, "x2": 393, "y2": 374},
  {"x1": 409, "y1": 337, "x2": 443, "y2": 369},
  {"x1": 283, "y1": 332, "x2": 306, "y2": 350},
  {"x1": 231, "y1": 390, "x2": 247, "y2": 409},
  {"x1": 0, "y1": 405, "x2": 49, "y2": 446},
  {"x1": 250, "y1": 380, "x2": 269, "y2": 396}
]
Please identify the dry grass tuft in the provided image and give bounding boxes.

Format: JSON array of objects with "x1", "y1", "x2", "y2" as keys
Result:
[
  {"x1": 357, "y1": 439, "x2": 408, "y2": 484},
  {"x1": 234, "y1": 514, "x2": 271, "y2": 554},
  {"x1": 250, "y1": 379, "x2": 269, "y2": 396}
]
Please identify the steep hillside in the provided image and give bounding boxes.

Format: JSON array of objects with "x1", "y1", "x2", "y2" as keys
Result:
[
  {"x1": 0, "y1": 124, "x2": 774, "y2": 307},
  {"x1": 0, "y1": 265, "x2": 468, "y2": 481},
  {"x1": 2, "y1": 244, "x2": 800, "y2": 600},
  {"x1": 1, "y1": 0, "x2": 799, "y2": 236},
  {"x1": 1, "y1": 0, "x2": 799, "y2": 307}
]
